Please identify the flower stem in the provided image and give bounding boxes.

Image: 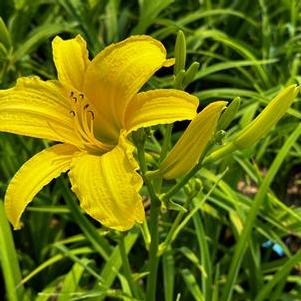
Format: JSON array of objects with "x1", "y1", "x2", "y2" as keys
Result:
[
  {"x1": 145, "y1": 195, "x2": 160, "y2": 301},
  {"x1": 153, "y1": 124, "x2": 173, "y2": 193},
  {"x1": 202, "y1": 142, "x2": 236, "y2": 165},
  {"x1": 159, "y1": 195, "x2": 193, "y2": 255},
  {"x1": 160, "y1": 124, "x2": 173, "y2": 162},
  {"x1": 119, "y1": 233, "x2": 142, "y2": 299},
  {"x1": 133, "y1": 130, "x2": 161, "y2": 301}
]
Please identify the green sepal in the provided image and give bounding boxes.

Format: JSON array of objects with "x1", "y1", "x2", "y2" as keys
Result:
[
  {"x1": 182, "y1": 62, "x2": 200, "y2": 88},
  {"x1": 217, "y1": 96, "x2": 240, "y2": 130}
]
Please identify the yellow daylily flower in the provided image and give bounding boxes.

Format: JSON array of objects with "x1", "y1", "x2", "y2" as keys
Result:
[{"x1": 1, "y1": 35, "x2": 199, "y2": 231}]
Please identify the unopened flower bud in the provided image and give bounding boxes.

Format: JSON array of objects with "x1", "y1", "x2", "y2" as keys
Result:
[
  {"x1": 159, "y1": 101, "x2": 227, "y2": 179},
  {"x1": 234, "y1": 85, "x2": 299, "y2": 149},
  {"x1": 182, "y1": 62, "x2": 200, "y2": 88},
  {"x1": 217, "y1": 96, "x2": 241, "y2": 131},
  {"x1": 174, "y1": 30, "x2": 186, "y2": 75}
]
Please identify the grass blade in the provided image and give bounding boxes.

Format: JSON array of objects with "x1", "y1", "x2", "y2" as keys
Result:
[
  {"x1": 0, "y1": 201, "x2": 24, "y2": 301},
  {"x1": 192, "y1": 212, "x2": 212, "y2": 301},
  {"x1": 163, "y1": 247, "x2": 175, "y2": 301},
  {"x1": 255, "y1": 248, "x2": 301, "y2": 301},
  {"x1": 221, "y1": 123, "x2": 301, "y2": 301},
  {"x1": 181, "y1": 269, "x2": 204, "y2": 301}
]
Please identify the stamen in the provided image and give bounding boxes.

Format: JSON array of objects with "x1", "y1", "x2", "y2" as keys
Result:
[
  {"x1": 88, "y1": 110, "x2": 95, "y2": 120},
  {"x1": 73, "y1": 120, "x2": 92, "y2": 143},
  {"x1": 68, "y1": 91, "x2": 112, "y2": 153}
]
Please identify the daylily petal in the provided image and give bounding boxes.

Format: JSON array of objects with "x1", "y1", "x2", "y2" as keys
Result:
[
  {"x1": 84, "y1": 35, "x2": 171, "y2": 143},
  {"x1": 124, "y1": 89, "x2": 199, "y2": 133},
  {"x1": 0, "y1": 77, "x2": 80, "y2": 145},
  {"x1": 69, "y1": 135, "x2": 145, "y2": 231},
  {"x1": 5, "y1": 144, "x2": 78, "y2": 229},
  {"x1": 52, "y1": 35, "x2": 90, "y2": 90},
  {"x1": 159, "y1": 101, "x2": 227, "y2": 179}
]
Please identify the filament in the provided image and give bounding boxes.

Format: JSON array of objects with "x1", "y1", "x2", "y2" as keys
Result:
[{"x1": 68, "y1": 90, "x2": 112, "y2": 153}]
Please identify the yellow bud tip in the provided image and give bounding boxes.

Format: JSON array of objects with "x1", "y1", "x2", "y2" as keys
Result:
[
  {"x1": 163, "y1": 58, "x2": 175, "y2": 67},
  {"x1": 13, "y1": 222, "x2": 22, "y2": 230}
]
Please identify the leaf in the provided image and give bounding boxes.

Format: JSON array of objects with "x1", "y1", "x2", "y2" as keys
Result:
[
  {"x1": 181, "y1": 269, "x2": 204, "y2": 301},
  {"x1": 58, "y1": 259, "x2": 90, "y2": 301},
  {"x1": 0, "y1": 201, "x2": 24, "y2": 301},
  {"x1": 13, "y1": 23, "x2": 72, "y2": 62},
  {"x1": 132, "y1": 0, "x2": 174, "y2": 34},
  {"x1": 0, "y1": 17, "x2": 11, "y2": 49}
]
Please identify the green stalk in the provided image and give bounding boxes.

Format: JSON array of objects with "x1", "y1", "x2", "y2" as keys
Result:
[
  {"x1": 153, "y1": 124, "x2": 173, "y2": 193},
  {"x1": 202, "y1": 142, "x2": 236, "y2": 165},
  {"x1": 159, "y1": 195, "x2": 192, "y2": 255},
  {"x1": 119, "y1": 233, "x2": 142, "y2": 299},
  {"x1": 134, "y1": 131, "x2": 161, "y2": 301},
  {"x1": 221, "y1": 123, "x2": 301, "y2": 301},
  {"x1": 160, "y1": 125, "x2": 173, "y2": 162},
  {"x1": 162, "y1": 163, "x2": 200, "y2": 200},
  {"x1": 146, "y1": 193, "x2": 161, "y2": 301}
]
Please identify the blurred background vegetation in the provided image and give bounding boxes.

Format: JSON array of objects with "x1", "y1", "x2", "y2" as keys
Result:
[{"x1": 1, "y1": 0, "x2": 301, "y2": 300}]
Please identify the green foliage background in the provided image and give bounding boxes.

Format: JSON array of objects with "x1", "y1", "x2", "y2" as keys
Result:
[{"x1": 1, "y1": 0, "x2": 301, "y2": 300}]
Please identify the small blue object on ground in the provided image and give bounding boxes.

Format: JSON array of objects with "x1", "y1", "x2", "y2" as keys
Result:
[{"x1": 262, "y1": 240, "x2": 285, "y2": 256}]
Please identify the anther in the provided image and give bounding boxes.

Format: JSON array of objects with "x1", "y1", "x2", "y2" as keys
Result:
[
  {"x1": 69, "y1": 110, "x2": 76, "y2": 116},
  {"x1": 88, "y1": 110, "x2": 95, "y2": 120},
  {"x1": 83, "y1": 104, "x2": 89, "y2": 110},
  {"x1": 70, "y1": 91, "x2": 74, "y2": 97},
  {"x1": 72, "y1": 96, "x2": 78, "y2": 103},
  {"x1": 79, "y1": 93, "x2": 84, "y2": 99}
]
